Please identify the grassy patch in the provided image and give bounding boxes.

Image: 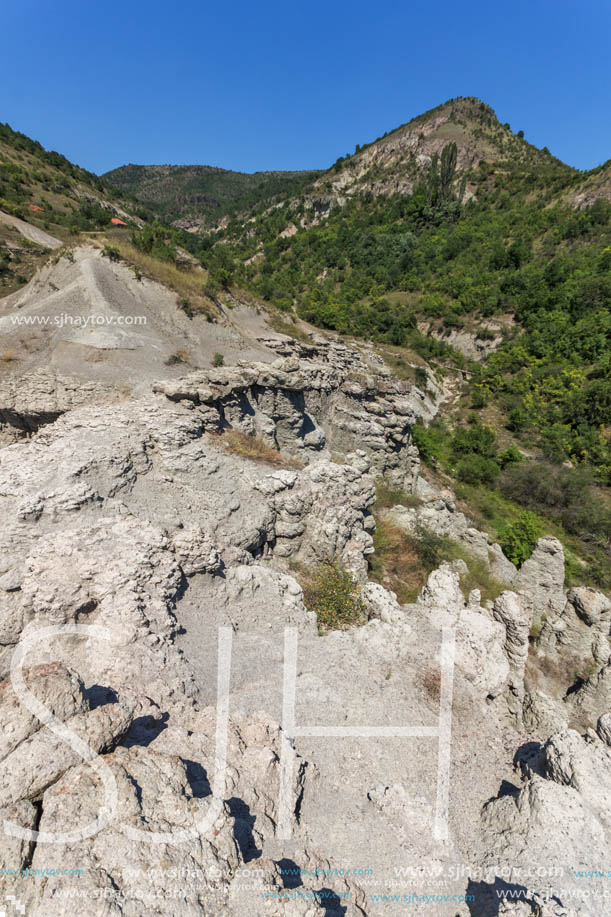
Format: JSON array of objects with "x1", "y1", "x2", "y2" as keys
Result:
[
  {"x1": 374, "y1": 479, "x2": 422, "y2": 510},
  {"x1": 375, "y1": 345, "x2": 426, "y2": 383},
  {"x1": 164, "y1": 349, "x2": 191, "y2": 366},
  {"x1": 215, "y1": 429, "x2": 304, "y2": 469},
  {"x1": 368, "y1": 518, "x2": 431, "y2": 604},
  {"x1": 301, "y1": 561, "x2": 365, "y2": 632},
  {"x1": 453, "y1": 548, "x2": 509, "y2": 605},
  {"x1": 369, "y1": 516, "x2": 508, "y2": 606},
  {"x1": 453, "y1": 480, "x2": 611, "y2": 591},
  {"x1": 95, "y1": 237, "x2": 216, "y2": 319},
  {"x1": 267, "y1": 310, "x2": 313, "y2": 343}
]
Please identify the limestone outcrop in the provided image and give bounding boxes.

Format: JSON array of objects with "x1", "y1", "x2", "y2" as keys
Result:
[
  {"x1": 0, "y1": 322, "x2": 609, "y2": 915},
  {"x1": 154, "y1": 355, "x2": 423, "y2": 491}
]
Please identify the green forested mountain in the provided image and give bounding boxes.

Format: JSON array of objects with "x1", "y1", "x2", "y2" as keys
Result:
[
  {"x1": 102, "y1": 163, "x2": 321, "y2": 226},
  {"x1": 0, "y1": 121, "x2": 143, "y2": 292},
  {"x1": 2, "y1": 103, "x2": 610, "y2": 584},
  {"x1": 197, "y1": 98, "x2": 611, "y2": 484},
  {"x1": 0, "y1": 121, "x2": 142, "y2": 224}
]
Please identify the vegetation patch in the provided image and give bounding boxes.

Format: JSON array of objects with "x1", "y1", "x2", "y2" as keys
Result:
[
  {"x1": 215, "y1": 429, "x2": 303, "y2": 469},
  {"x1": 368, "y1": 518, "x2": 433, "y2": 604},
  {"x1": 193, "y1": 113, "x2": 611, "y2": 487},
  {"x1": 498, "y1": 510, "x2": 544, "y2": 567},
  {"x1": 96, "y1": 237, "x2": 216, "y2": 320},
  {"x1": 412, "y1": 415, "x2": 611, "y2": 589},
  {"x1": 267, "y1": 311, "x2": 313, "y2": 344},
  {"x1": 164, "y1": 349, "x2": 191, "y2": 366},
  {"x1": 374, "y1": 479, "x2": 422, "y2": 510},
  {"x1": 369, "y1": 515, "x2": 507, "y2": 606},
  {"x1": 301, "y1": 561, "x2": 365, "y2": 632}
]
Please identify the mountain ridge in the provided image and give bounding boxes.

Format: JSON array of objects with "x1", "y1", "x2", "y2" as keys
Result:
[
  {"x1": 102, "y1": 161, "x2": 322, "y2": 229},
  {"x1": 103, "y1": 97, "x2": 611, "y2": 231}
]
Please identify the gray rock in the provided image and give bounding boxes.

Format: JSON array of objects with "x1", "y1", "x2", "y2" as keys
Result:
[
  {"x1": 597, "y1": 713, "x2": 611, "y2": 745},
  {"x1": 523, "y1": 691, "x2": 569, "y2": 736},
  {"x1": 1, "y1": 291, "x2": 610, "y2": 915},
  {"x1": 493, "y1": 591, "x2": 531, "y2": 720},
  {"x1": 514, "y1": 536, "x2": 566, "y2": 627}
]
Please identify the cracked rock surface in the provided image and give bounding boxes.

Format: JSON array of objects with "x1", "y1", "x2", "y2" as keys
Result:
[{"x1": 0, "y1": 318, "x2": 609, "y2": 916}]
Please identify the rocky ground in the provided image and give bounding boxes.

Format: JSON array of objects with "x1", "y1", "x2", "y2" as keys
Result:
[{"x1": 1, "y1": 255, "x2": 611, "y2": 916}]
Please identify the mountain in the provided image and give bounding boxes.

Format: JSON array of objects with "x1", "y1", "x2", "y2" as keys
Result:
[
  {"x1": 308, "y1": 96, "x2": 575, "y2": 206},
  {"x1": 1, "y1": 103, "x2": 610, "y2": 572},
  {"x1": 0, "y1": 121, "x2": 143, "y2": 294},
  {"x1": 197, "y1": 97, "x2": 611, "y2": 490},
  {"x1": 102, "y1": 162, "x2": 322, "y2": 229},
  {"x1": 2, "y1": 107, "x2": 611, "y2": 916}
]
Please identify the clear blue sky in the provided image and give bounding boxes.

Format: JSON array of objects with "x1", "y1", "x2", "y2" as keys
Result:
[{"x1": 2, "y1": 0, "x2": 609, "y2": 175}]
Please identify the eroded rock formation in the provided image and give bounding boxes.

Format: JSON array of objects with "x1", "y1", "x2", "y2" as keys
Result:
[{"x1": 0, "y1": 332, "x2": 609, "y2": 916}]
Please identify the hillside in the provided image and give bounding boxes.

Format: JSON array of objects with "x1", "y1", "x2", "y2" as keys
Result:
[
  {"x1": 2, "y1": 106, "x2": 611, "y2": 916},
  {"x1": 202, "y1": 98, "x2": 611, "y2": 496},
  {"x1": 0, "y1": 121, "x2": 145, "y2": 294},
  {"x1": 102, "y1": 162, "x2": 322, "y2": 228},
  {"x1": 309, "y1": 96, "x2": 577, "y2": 206}
]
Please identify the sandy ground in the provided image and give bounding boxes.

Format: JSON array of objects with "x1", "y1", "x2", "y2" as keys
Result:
[
  {"x1": 0, "y1": 244, "x2": 283, "y2": 393},
  {"x1": 0, "y1": 209, "x2": 63, "y2": 249}
]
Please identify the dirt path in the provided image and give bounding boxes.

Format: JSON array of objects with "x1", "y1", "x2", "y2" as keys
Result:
[{"x1": 0, "y1": 209, "x2": 63, "y2": 249}]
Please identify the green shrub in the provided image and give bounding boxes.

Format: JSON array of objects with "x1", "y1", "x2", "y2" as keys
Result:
[
  {"x1": 406, "y1": 524, "x2": 450, "y2": 570},
  {"x1": 302, "y1": 561, "x2": 365, "y2": 632},
  {"x1": 412, "y1": 418, "x2": 450, "y2": 466},
  {"x1": 131, "y1": 222, "x2": 176, "y2": 262},
  {"x1": 501, "y1": 461, "x2": 611, "y2": 543},
  {"x1": 102, "y1": 245, "x2": 121, "y2": 262},
  {"x1": 179, "y1": 298, "x2": 193, "y2": 318},
  {"x1": 470, "y1": 388, "x2": 487, "y2": 409},
  {"x1": 498, "y1": 446, "x2": 524, "y2": 469},
  {"x1": 205, "y1": 276, "x2": 220, "y2": 298},
  {"x1": 451, "y1": 422, "x2": 497, "y2": 459},
  {"x1": 414, "y1": 366, "x2": 429, "y2": 390},
  {"x1": 499, "y1": 511, "x2": 544, "y2": 567},
  {"x1": 456, "y1": 455, "x2": 500, "y2": 485},
  {"x1": 212, "y1": 352, "x2": 225, "y2": 367}
]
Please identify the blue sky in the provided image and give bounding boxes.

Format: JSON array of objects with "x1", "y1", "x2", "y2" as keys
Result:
[{"x1": 2, "y1": 0, "x2": 610, "y2": 174}]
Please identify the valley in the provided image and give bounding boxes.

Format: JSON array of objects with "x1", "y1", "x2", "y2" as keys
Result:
[{"x1": 0, "y1": 97, "x2": 610, "y2": 916}]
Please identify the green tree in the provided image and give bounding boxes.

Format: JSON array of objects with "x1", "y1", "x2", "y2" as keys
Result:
[
  {"x1": 439, "y1": 142, "x2": 458, "y2": 202},
  {"x1": 499, "y1": 511, "x2": 543, "y2": 567}
]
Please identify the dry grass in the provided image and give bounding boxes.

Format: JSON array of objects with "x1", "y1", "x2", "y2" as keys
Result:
[
  {"x1": 369, "y1": 513, "x2": 509, "y2": 607},
  {"x1": 267, "y1": 311, "x2": 313, "y2": 343},
  {"x1": 96, "y1": 237, "x2": 216, "y2": 319},
  {"x1": 164, "y1": 349, "x2": 191, "y2": 366},
  {"x1": 422, "y1": 670, "x2": 441, "y2": 701},
  {"x1": 455, "y1": 552, "x2": 508, "y2": 606},
  {"x1": 368, "y1": 518, "x2": 431, "y2": 604},
  {"x1": 1, "y1": 350, "x2": 17, "y2": 363},
  {"x1": 215, "y1": 429, "x2": 304, "y2": 469},
  {"x1": 374, "y1": 479, "x2": 422, "y2": 510},
  {"x1": 300, "y1": 560, "x2": 366, "y2": 633}
]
